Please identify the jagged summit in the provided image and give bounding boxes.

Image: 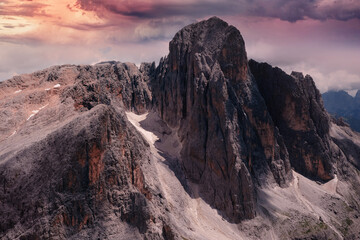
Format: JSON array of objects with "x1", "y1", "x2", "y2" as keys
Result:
[
  {"x1": 170, "y1": 16, "x2": 244, "y2": 57},
  {"x1": 291, "y1": 71, "x2": 304, "y2": 79},
  {"x1": 1, "y1": 17, "x2": 360, "y2": 240},
  {"x1": 169, "y1": 16, "x2": 248, "y2": 85}
]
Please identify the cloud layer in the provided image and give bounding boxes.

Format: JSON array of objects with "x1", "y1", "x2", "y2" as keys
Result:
[
  {"x1": 0, "y1": 0, "x2": 359, "y2": 92},
  {"x1": 75, "y1": 0, "x2": 360, "y2": 22}
]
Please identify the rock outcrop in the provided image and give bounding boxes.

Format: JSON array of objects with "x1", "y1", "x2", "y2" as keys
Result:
[
  {"x1": 152, "y1": 17, "x2": 292, "y2": 222},
  {"x1": 0, "y1": 105, "x2": 157, "y2": 239},
  {"x1": 249, "y1": 60, "x2": 334, "y2": 181}
]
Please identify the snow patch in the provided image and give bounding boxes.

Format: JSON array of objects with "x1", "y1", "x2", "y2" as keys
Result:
[
  {"x1": 126, "y1": 112, "x2": 159, "y2": 145},
  {"x1": 14, "y1": 90, "x2": 22, "y2": 93},
  {"x1": 39, "y1": 104, "x2": 48, "y2": 110},
  {"x1": 45, "y1": 84, "x2": 60, "y2": 91},
  {"x1": 26, "y1": 104, "x2": 49, "y2": 121},
  {"x1": 27, "y1": 113, "x2": 36, "y2": 121}
]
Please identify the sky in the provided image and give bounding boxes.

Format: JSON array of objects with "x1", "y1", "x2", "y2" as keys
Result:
[{"x1": 0, "y1": 0, "x2": 359, "y2": 93}]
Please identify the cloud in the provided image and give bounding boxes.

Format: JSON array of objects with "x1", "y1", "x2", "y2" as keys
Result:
[
  {"x1": 75, "y1": 0, "x2": 360, "y2": 22},
  {"x1": 295, "y1": 67, "x2": 360, "y2": 93},
  {"x1": 75, "y1": 0, "x2": 230, "y2": 18},
  {"x1": 0, "y1": 1, "x2": 49, "y2": 17},
  {"x1": 245, "y1": 0, "x2": 360, "y2": 22},
  {"x1": 134, "y1": 17, "x2": 194, "y2": 41},
  {"x1": 1, "y1": 23, "x2": 30, "y2": 29},
  {"x1": 251, "y1": 58, "x2": 360, "y2": 93}
]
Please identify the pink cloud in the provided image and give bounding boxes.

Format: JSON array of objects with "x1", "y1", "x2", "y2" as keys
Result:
[
  {"x1": 0, "y1": 1, "x2": 49, "y2": 17},
  {"x1": 75, "y1": 0, "x2": 360, "y2": 22}
]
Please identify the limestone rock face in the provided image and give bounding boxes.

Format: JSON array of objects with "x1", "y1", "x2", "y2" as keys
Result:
[
  {"x1": 0, "y1": 63, "x2": 170, "y2": 239},
  {"x1": 152, "y1": 17, "x2": 292, "y2": 222},
  {"x1": 0, "y1": 105, "x2": 156, "y2": 239},
  {"x1": 249, "y1": 60, "x2": 334, "y2": 181},
  {"x1": 62, "y1": 62, "x2": 153, "y2": 114}
]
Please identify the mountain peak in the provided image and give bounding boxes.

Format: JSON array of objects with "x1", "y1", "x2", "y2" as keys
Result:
[
  {"x1": 170, "y1": 16, "x2": 241, "y2": 55},
  {"x1": 169, "y1": 16, "x2": 248, "y2": 87},
  {"x1": 355, "y1": 90, "x2": 360, "y2": 99},
  {"x1": 154, "y1": 17, "x2": 293, "y2": 223},
  {"x1": 200, "y1": 16, "x2": 228, "y2": 26},
  {"x1": 291, "y1": 71, "x2": 304, "y2": 79}
]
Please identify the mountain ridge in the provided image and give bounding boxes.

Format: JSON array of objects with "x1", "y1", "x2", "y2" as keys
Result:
[
  {"x1": 322, "y1": 89, "x2": 360, "y2": 132},
  {"x1": 1, "y1": 17, "x2": 360, "y2": 239}
]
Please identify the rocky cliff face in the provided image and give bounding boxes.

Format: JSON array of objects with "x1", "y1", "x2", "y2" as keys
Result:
[
  {"x1": 0, "y1": 63, "x2": 174, "y2": 239},
  {"x1": 1, "y1": 105, "x2": 156, "y2": 239},
  {"x1": 1, "y1": 17, "x2": 360, "y2": 240},
  {"x1": 152, "y1": 17, "x2": 292, "y2": 222},
  {"x1": 249, "y1": 61, "x2": 334, "y2": 181}
]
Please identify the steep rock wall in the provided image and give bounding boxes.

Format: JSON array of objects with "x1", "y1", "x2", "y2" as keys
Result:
[{"x1": 152, "y1": 17, "x2": 292, "y2": 222}]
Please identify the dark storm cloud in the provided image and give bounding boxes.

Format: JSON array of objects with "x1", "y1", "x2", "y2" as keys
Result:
[
  {"x1": 75, "y1": 0, "x2": 238, "y2": 19},
  {"x1": 75, "y1": 0, "x2": 360, "y2": 22},
  {"x1": 247, "y1": 0, "x2": 360, "y2": 22}
]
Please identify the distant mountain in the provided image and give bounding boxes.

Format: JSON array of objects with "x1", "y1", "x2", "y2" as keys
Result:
[{"x1": 322, "y1": 90, "x2": 360, "y2": 132}]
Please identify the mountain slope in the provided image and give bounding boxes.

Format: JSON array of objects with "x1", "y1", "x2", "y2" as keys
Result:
[{"x1": 1, "y1": 17, "x2": 360, "y2": 240}]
